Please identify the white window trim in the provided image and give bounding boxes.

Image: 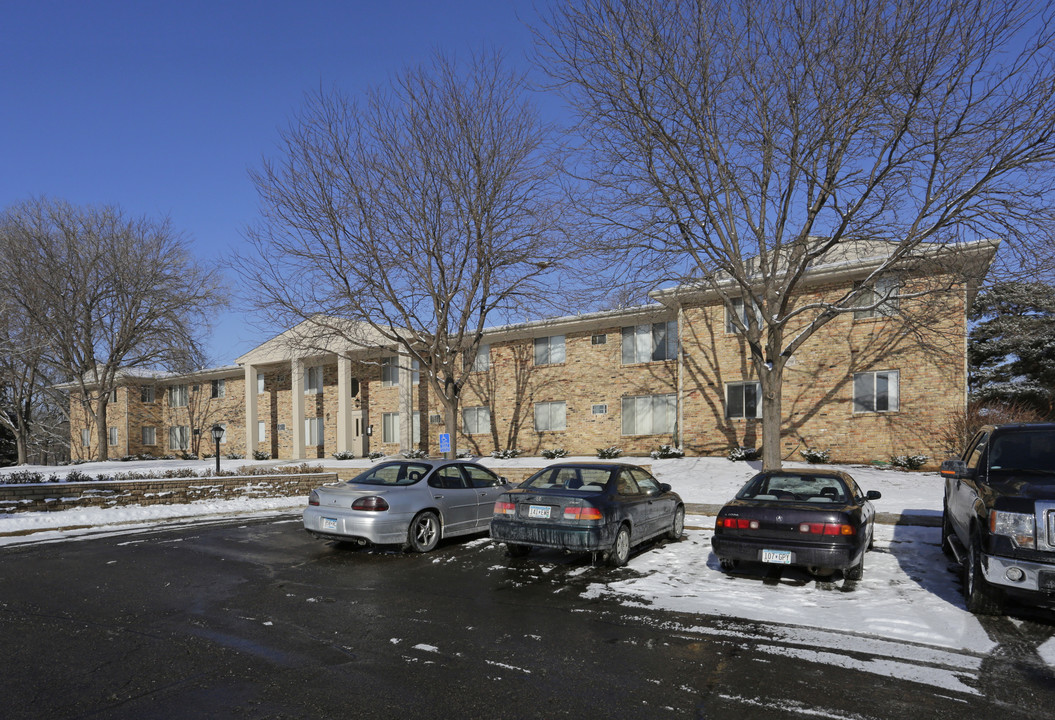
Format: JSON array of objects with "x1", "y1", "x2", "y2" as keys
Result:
[
  {"x1": 853, "y1": 370, "x2": 900, "y2": 413},
  {"x1": 257, "y1": 421, "x2": 266, "y2": 442},
  {"x1": 257, "y1": 373, "x2": 265, "y2": 394},
  {"x1": 305, "y1": 366, "x2": 323, "y2": 395},
  {"x1": 621, "y1": 321, "x2": 678, "y2": 364},
  {"x1": 534, "y1": 335, "x2": 566, "y2": 366},
  {"x1": 470, "y1": 344, "x2": 491, "y2": 373},
  {"x1": 621, "y1": 393, "x2": 676, "y2": 436},
  {"x1": 462, "y1": 406, "x2": 491, "y2": 435},
  {"x1": 534, "y1": 401, "x2": 568, "y2": 432}
]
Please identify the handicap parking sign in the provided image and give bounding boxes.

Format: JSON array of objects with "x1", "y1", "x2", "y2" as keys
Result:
[{"x1": 439, "y1": 433, "x2": 451, "y2": 454}]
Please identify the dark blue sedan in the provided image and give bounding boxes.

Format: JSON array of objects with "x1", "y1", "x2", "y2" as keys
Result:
[
  {"x1": 712, "y1": 470, "x2": 881, "y2": 580},
  {"x1": 490, "y1": 462, "x2": 684, "y2": 566}
]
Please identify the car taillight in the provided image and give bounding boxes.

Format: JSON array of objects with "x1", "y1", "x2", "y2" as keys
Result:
[
  {"x1": 564, "y1": 506, "x2": 603, "y2": 521},
  {"x1": 308, "y1": 490, "x2": 320, "y2": 506},
  {"x1": 352, "y1": 496, "x2": 389, "y2": 511},
  {"x1": 717, "y1": 517, "x2": 759, "y2": 530},
  {"x1": 799, "y1": 522, "x2": 854, "y2": 536},
  {"x1": 494, "y1": 501, "x2": 516, "y2": 516}
]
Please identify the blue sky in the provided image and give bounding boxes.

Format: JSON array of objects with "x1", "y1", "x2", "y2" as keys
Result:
[{"x1": 1, "y1": 0, "x2": 547, "y2": 365}]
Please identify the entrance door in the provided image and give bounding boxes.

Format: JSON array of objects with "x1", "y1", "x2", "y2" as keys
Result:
[{"x1": 351, "y1": 410, "x2": 366, "y2": 456}]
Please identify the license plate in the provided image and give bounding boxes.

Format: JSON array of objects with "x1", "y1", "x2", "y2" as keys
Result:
[
  {"x1": 762, "y1": 549, "x2": 792, "y2": 564},
  {"x1": 527, "y1": 505, "x2": 551, "y2": 519},
  {"x1": 322, "y1": 517, "x2": 338, "y2": 531}
]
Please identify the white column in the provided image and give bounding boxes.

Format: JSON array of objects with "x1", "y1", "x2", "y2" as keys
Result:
[
  {"x1": 398, "y1": 352, "x2": 413, "y2": 451},
  {"x1": 244, "y1": 364, "x2": 258, "y2": 458},
  {"x1": 337, "y1": 355, "x2": 353, "y2": 454},
  {"x1": 291, "y1": 358, "x2": 305, "y2": 460}
]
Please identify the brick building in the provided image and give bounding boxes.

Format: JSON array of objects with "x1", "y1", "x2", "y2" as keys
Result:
[{"x1": 69, "y1": 240, "x2": 996, "y2": 466}]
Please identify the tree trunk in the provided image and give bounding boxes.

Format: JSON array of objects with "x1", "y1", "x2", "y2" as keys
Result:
[
  {"x1": 759, "y1": 361, "x2": 785, "y2": 472},
  {"x1": 95, "y1": 397, "x2": 109, "y2": 461},
  {"x1": 443, "y1": 397, "x2": 459, "y2": 460}
]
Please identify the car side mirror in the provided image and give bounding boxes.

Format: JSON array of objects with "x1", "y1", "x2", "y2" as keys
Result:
[
  {"x1": 499, "y1": 476, "x2": 508, "y2": 485},
  {"x1": 866, "y1": 490, "x2": 881, "y2": 501},
  {"x1": 659, "y1": 483, "x2": 672, "y2": 493},
  {"x1": 940, "y1": 459, "x2": 970, "y2": 480}
]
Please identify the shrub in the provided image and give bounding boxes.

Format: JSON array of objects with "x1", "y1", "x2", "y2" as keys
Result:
[
  {"x1": 368, "y1": 451, "x2": 385, "y2": 460},
  {"x1": 650, "y1": 445, "x2": 684, "y2": 459},
  {"x1": 541, "y1": 448, "x2": 569, "y2": 459},
  {"x1": 596, "y1": 446, "x2": 622, "y2": 459},
  {"x1": 457, "y1": 450, "x2": 475, "y2": 459},
  {"x1": 252, "y1": 450, "x2": 271, "y2": 460},
  {"x1": 890, "y1": 454, "x2": 929, "y2": 471},
  {"x1": 64, "y1": 470, "x2": 92, "y2": 483},
  {"x1": 402, "y1": 449, "x2": 429, "y2": 459},
  {"x1": 2, "y1": 470, "x2": 45, "y2": 484},
  {"x1": 331, "y1": 451, "x2": 356, "y2": 460},
  {"x1": 490, "y1": 448, "x2": 521, "y2": 459},
  {"x1": 800, "y1": 448, "x2": 831, "y2": 464},
  {"x1": 728, "y1": 447, "x2": 760, "y2": 461},
  {"x1": 224, "y1": 453, "x2": 245, "y2": 460}
]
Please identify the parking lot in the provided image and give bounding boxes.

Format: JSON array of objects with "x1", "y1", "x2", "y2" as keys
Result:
[{"x1": 2, "y1": 512, "x2": 1053, "y2": 719}]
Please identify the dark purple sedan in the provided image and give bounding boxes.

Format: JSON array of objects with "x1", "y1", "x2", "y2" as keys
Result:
[{"x1": 711, "y1": 470, "x2": 881, "y2": 580}]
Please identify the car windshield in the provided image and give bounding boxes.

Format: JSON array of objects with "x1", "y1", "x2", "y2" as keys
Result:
[
  {"x1": 988, "y1": 431, "x2": 1055, "y2": 476},
  {"x1": 736, "y1": 473, "x2": 849, "y2": 503},
  {"x1": 521, "y1": 466, "x2": 612, "y2": 493},
  {"x1": 348, "y1": 462, "x2": 431, "y2": 486}
]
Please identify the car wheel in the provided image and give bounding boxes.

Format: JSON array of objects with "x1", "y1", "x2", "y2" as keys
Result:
[
  {"x1": 667, "y1": 506, "x2": 685, "y2": 541},
  {"x1": 845, "y1": 552, "x2": 865, "y2": 581},
  {"x1": 506, "y1": 543, "x2": 531, "y2": 558},
  {"x1": 607, "y1": 524, "x2": 631, "y2": 567},
  {"x1": 719, "y1": 557, "x2": 738, "y2": 571},
  {"x1": 406, "y1": 511, "x2": 440, "y2": 553},
  {"x1": 964, "y1": 532, "x2": 1003, "y2": 615}
]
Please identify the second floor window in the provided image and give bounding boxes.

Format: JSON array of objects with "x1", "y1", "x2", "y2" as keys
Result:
[
  {"x1": 469, "y1": 344, "x2": 490, "y2": 373},
  {"x1": 622, "y1": 321, "x2": 678, "y2": 363},
  {"x1": 305, "y1": 366, "x2": 323, "y2": 394},
  {"x1": 853, "y1": 277, "x2": 901, "y2": 319},
  {"x1": 169, "y1": 385, "x2": 188, "y2": 408},
  {"x1": 211, "y1": 379, "x2": 226, "y2": 399},
  {"x1": 140, "y1": 386, "x2": 155, "y2": 403},
  {"x1": 534, "y1": 335, "x2": 565, "y2": 365}
]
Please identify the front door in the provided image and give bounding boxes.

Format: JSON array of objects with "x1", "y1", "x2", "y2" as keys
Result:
[{"x1": 351, "y1": 410, "x2": 366, "y2": 456}]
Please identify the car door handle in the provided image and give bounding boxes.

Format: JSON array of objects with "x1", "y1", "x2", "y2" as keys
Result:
[{"x1": 433, "y1": 494, "x2": 444, "y2": 499}]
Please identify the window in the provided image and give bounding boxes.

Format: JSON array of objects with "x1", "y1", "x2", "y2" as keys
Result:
[
  {"x1": 305, "y1": 417, "x2": 323, "y2": 446},
  {"x1": 211, "y1": 379, "x2": 226, "y2": 399},
  {"x1": 108, "y1": 427, "x2": 119, "y2": 446},
  {"x1": 592, "y1": 404, "x2": 608, "y2": 415},
  {"x1": 469, "y1": 345, "x2": 490, "y2": 373},
  {"x1": 142, "y1": 427, "x2": 156, "y2": 446},
  {"x1": 854, "y1": 277, "x2": 901, "y2": 320},
  {"x1": 534, "y1": 401, "x2": 567, "y2": 432},
  {"x1": 257, "y1": 373, "x2": 265, "y2": 394},
  {"x1": 534, "y1": 335, "x2": 565, "y2": 365},
  {"x1": 305, "y1": 366, "x2": 323, "y2": 394},
  {"x1": 621, "y1": 321, "x2": 678, "y2": 363},
  {"x1": 853, "y1": 370, "x2": 899, "y2": 413},
  {"x1": 725, "y1": 297, "x2": 762, "y2": 334},
  {"x1": 168, "y1": 426, "x2": 189, "y2": 451},
  {"x1": 463, "y1": 406, "x2": 491, "y2": 435},
  {"x1": 257, "y1": 421, "x2": 266, "y2": 442},
  {"x1": 382, "y1": 412, "x2": 399, "y2": 443},
  {"x1": 81, "y1": 428, "x2": 90, "y2": 447},
  {"x1": 592, "y1": 334, "x2": 607, "y2": 345},
  {"x1": 110, "y1": 389, "x2": 119, "y2": 402},
  {"x1": 726, "y1": 381, "x2": 762, "y2": 419},
  {"x1": 621, "y1": 394, "x2": 676, "y2": 435},
  {"x1": 382, "y1": 357, "x2": 420, "y2": 386},
  {"x1": 140, "y1": 386, "x2": 155, "y2": 403},
  {"x1": 168, "y1": 385, "x2": 188, "y2": 408}
]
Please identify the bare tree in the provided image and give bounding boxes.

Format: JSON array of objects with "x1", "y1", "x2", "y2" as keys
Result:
[
  {"x1": 537, "y1": 0, "x2": 1055, "y2": 469},
  {"x1": 0, "y1": 288, "x2": 52, "y2": 464},
  {"x1": 239, "y1": 51, "x2": 572, "y2": 456},
  {"x1": 0, "y1": 198, "x2": 226, "y2": 461}
]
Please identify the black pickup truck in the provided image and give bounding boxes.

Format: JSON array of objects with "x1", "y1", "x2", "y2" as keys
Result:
[{"x1": 940, "y1": 423, "x2": 1055, "y2": 614}]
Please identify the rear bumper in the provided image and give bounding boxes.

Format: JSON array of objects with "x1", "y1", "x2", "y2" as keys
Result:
[
  {"x1": 303, "y1": 507, "x2": 411, "y2": 545},
  {"x1": 490, "y1": 518, "x2": 617, "y2": 552},
  {"x1": 712, "y1": 535, "x2": 858, "y2": 570}
]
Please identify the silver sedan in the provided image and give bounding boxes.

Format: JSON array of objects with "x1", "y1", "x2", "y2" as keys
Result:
[{"x1": 303, "y1": 459, "x2": 510, "y2": 552}]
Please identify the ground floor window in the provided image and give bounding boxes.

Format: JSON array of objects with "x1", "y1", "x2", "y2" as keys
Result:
[
  {"x1": 257, "y1": 421, "x2": 266, "y2": 442},
  {"x1": 463, "y1": 406, "x2": 491, "y2": 435},
  {"x1": 305, "y1": 417, "x2": 323, "y2": 446},
  {"x1": 726, "y1": 381, "x2": 761, "y2": 419},
  {"x1": 381, "y1": 412, "x2": 423, "y2": 444},
  {"x1": 142, "y1": 427, "x2": 156, "y2": 446},
  {"x1": 534, "y1": 401, "x2": 567, "y2": 432},
  {"x1": 853, "y1": 370, "x2": 900, "y2": 413},
  {"x1": 169, "y1": 426, "x2": 189, "y2": 451},
  {"x1": 108, "y1": 427, "x2": 119, "y2": 446},
  {"x1": 81, "y1": 428, "x2": 90, "y2": 447},
  {"x1": 621, "y1": 394, "x2": 676, "y2": 435}
]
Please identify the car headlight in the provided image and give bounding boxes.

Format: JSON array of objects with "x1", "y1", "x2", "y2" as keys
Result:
[{"x1": 989, "y1": 510, "x2": 1035, "y2": 549}]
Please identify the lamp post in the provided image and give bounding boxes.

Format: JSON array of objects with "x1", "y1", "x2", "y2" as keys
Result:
[{"x1": 210, "y1": 424, "x2": 224, "y2": 476}]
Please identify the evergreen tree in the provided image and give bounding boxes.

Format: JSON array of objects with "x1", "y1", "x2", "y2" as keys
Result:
[{"x1": 969, "y1": 282, "x2": 1055, "y2": 417}]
